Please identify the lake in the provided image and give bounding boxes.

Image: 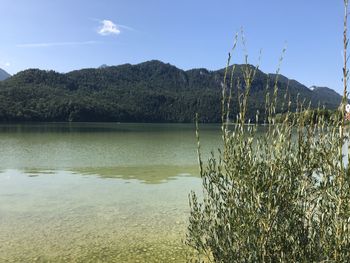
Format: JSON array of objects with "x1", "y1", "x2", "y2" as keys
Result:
[{"x1": 0, "y1": 123, "x2": 222, "y2": 262}]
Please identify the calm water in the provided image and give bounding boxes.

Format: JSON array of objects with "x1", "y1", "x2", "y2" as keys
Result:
[{"x1": 0, "y1": 123, "x2": 221, "y2": 262}]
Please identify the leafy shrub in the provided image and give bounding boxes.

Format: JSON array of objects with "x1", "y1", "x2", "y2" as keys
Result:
[{"x1": 186, "y1": 1, "x2": 350, "y2": 262}]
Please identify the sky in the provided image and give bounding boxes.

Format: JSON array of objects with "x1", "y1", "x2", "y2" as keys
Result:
[{"x1": 0, "y1": 0, "x2": 346, "y2": 94}]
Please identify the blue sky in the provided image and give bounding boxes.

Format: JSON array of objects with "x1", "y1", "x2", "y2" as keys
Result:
[{"x1": 0, "y1": 0, "x2": 346, "y2": 94}]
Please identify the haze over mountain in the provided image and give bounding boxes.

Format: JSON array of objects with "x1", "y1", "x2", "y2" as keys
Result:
[
  {"x1": 0, "y1": 68, "x2": 11, "y2": 81},
  {"x1": 0, "y1": 60, "x2": 343, "y2": 122}
]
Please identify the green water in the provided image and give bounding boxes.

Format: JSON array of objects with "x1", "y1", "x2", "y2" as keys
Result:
[{"x1": 0, "y1": 123, "x2": 221, "y2": 262}]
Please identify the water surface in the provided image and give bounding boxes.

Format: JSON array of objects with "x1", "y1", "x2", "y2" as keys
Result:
[{"x1": 0, "y1": 123, "x2": 221, "y2": 262}]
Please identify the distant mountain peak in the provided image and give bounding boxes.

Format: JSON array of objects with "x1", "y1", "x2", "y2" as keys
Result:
[
  {"x1": 0, "y1": 68, "x2": 11, "y2": 81},
  {"x1": 138, "y1": 60, "x2": 175, "y2": 68},
  {"x1": 99, "y1": 64, "x2": 109, "y2": 69},
  {"x1": 311, "y1": 86, "x2": 341, "y2": 95}
]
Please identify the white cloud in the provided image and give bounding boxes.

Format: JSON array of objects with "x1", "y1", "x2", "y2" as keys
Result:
[
  {"x1": 17, "y1": 41, "x2": 99, "y2": 48},
  {"x1": 98, "y1": 20, "x2": 120, "y2": 36}
]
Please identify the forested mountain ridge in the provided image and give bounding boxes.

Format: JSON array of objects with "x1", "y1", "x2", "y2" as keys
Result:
[
  {"x1": 0, "y1": 68, "x2": 11, "y2": 81},
  {"x1": 0, "y1": 60, "x2": 343, "y2": 122}
]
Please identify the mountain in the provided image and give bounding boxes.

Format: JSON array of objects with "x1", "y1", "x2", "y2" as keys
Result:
[
  {"x1": 309, "y1": 86, "x2": 344, "y2": 108},
  {"x1": 0, "y1": 68, "x2": 11, "y2": 81},
  {"x1": 0, "y1": 60, "x2": 343, "y2": 122}
]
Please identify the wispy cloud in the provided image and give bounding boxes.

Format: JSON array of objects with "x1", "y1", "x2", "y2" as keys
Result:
[
  {"x1": 98, "y1": 20, "x2": 120, "y2": 36},
  {"x1": 118, "y1": 24, "x2": 135, "y2": 32},
  {"x1": 16, "y1": 40, "x2": 100, "y2": 48}
]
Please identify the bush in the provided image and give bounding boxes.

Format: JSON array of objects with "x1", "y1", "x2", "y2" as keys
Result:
[{"x1": 186, "y1": 1, "x2": 350, "y2": 262}]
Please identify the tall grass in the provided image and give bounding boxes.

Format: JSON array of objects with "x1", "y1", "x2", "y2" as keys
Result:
[{"x1": 186, "y1": 1, "x2": 350, "y2": 262}]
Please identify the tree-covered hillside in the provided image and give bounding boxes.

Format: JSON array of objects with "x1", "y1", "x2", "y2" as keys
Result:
[
  {"x1": 0, "y1": 68, "x2": 11, "y2": 81},
  {"x1": 0, "y1": 60, "x2": 343, "y2": 122}
]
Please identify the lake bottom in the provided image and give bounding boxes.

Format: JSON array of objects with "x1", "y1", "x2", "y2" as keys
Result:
[{"x1": 0, "y1": 168, "x2": 201, "y2": 262}]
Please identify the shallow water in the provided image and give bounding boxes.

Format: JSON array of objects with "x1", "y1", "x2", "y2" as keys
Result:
[{"x1": 0, "y1": 123, "x2": 221, "y2": 262}]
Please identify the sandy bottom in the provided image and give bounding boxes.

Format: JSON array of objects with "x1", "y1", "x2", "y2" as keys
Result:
[{"x1": 0, "y1": 168, "x2": 201, "y2": 262}]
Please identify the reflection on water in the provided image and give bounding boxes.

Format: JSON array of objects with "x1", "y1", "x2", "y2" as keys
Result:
[
  {"x1": 75, "y1": 165, "x2": 199, "y2": 184},
  {"x1": 21, "y1": 165, "x2": 200, "y2": 184},
  {"x1": 0, "y1": 123, "x2": 214, "y2": 262},
  {"x1": 0, "y1": 123, "x2": 221, "y2": 169}
]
